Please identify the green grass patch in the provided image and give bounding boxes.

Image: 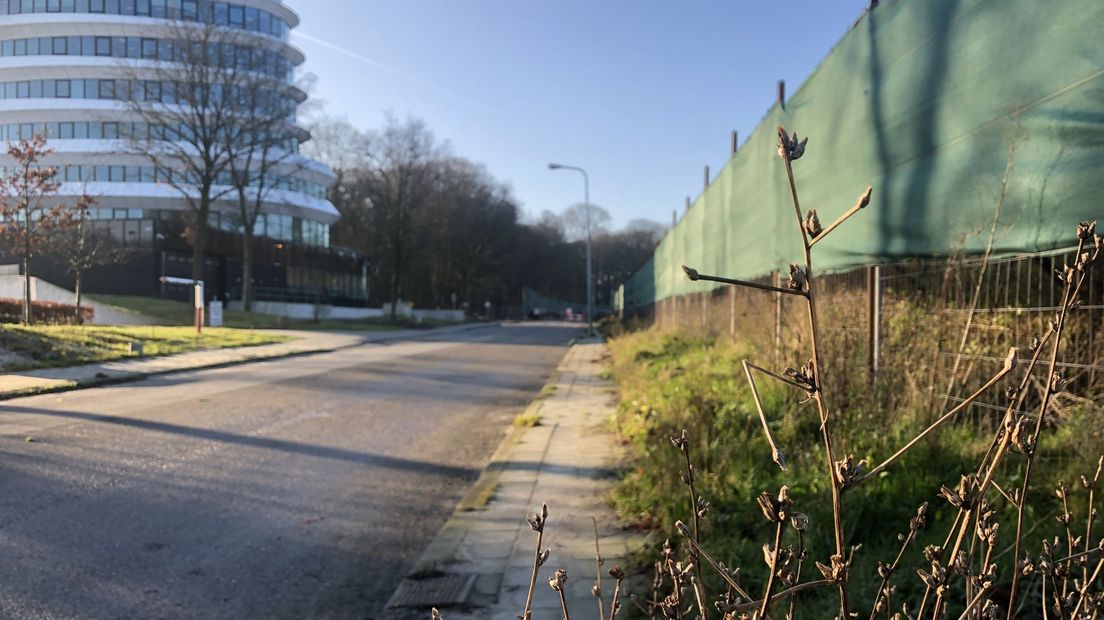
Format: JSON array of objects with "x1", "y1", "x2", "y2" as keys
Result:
[
  {"x1": 89, "y1": 294, "x2": 413, "y2": 331},
  {"x1": 604, "y1": 328, "x2": 1099, "y2": 614},
  {"x1": 0, "y1": 324, "x2": 292, "y2": 371},
  {"x1": 513, "y1": 409, "x2": 542, "y2": 428}
]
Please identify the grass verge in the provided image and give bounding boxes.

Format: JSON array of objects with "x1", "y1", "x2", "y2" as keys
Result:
[
  {"x1": 605, "y1": 327, "x2": 1099, "y2": 613},
  {"x1": 0, "y1": 324, "x2": 291, "y2": 372}
]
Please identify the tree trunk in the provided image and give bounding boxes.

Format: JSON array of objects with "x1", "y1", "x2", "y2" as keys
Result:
[
  {"x1": 22, "y1": 255, "x2": 32, "y2": 324},
  {"x1": 75, "y1": 270, "x2": 83, "y2": 325},
  {"x1": 389, "y1": 240, "x2": 404, "y2": 322},
  {"x1": 242, "y1": 231, "x2": 254, "y2": 312},
  {"x1": 389, "y1": 267, "x2": 401, "y2": 322}
]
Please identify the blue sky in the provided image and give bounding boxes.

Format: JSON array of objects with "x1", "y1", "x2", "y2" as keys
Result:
[{"x1": 286, "y1": 1, "x2": 869, "y2": 229}]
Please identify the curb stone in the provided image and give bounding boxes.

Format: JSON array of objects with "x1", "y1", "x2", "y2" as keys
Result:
[{"x1": 385, "y1": 338, "x2": 645, "y2": 619}]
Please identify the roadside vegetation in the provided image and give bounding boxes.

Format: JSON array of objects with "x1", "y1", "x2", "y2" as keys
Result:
[
  {"x1": 587, "y1": 129, "x2": 1104, "y2": 617},
  {"x1": 0, "y1": 325, "x2": 290, "y2": 372}
]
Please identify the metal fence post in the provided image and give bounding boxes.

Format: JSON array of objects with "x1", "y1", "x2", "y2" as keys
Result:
[
  {"x1": 729, "y1": 285, "x2": 736, "y2": 339},
  {"x1": 867, "y1": 265, "x2": 882, "y2": 377},
  {"x1": 772, "y1": 271, "x2": 782, "y2": 362}
]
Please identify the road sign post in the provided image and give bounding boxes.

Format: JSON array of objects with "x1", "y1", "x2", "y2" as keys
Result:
[{"x1": 160, "y1": 277, "x2": 205, "y2": 333}]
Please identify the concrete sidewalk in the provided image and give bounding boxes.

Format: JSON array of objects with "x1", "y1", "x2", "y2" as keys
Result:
[
  {"x1": 386, "y1": 339, "x2": 644, "y2": 620},
  {"x1": 0, "y1": 322, "x2": 493, "y2": 400}
]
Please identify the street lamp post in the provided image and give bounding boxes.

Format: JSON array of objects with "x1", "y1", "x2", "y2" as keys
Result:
[{"x1": 548, "y1": 163, "x2": 594, "y2": 336}]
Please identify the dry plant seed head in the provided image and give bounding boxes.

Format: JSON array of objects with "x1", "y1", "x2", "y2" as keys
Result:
[
  {"x1": 787, "y1": 263, "x2": 807, "y2": 292},
  {"x1": 1077, "y1": 220, "x2": 1096, "y2": 241},
  {"x1": 756, "y1": 486, "x2": 794, "y2": 523},
  {"x1": 975, "y1": 503, "x2": 1000, "y2": 546},
  {"x1": 695, "y1": 496, "x2": 710, "y2": 519},
  {"x1": 609, "y1": 566, "x2": 625, "y2": 580},
  {"x1": 1050, "y1": 372, "x2": 1068, "y2": 393},
  {"x1": 917, "y1": 559, "x2": 948, "y2": 595},
  {"x1": 923, "y1": 545, "x2": 943, "y2": 563},
  {"x1": 804, "y1": 208, "x2": 823, "y2": 238},
  {"x1": 674, "y1": 520, "x2": 692, "y2": 539},
  {"x1": 528, "y1": 511, "x2": 545, "y2": 533},
  {"x1": 776, "y1": 127, "x2": 809, "y2": 161},
  {"x1": 430, "y1": 608, "x2": 444, "y2": 620},
  {"x1": 939, "y1": 474, "x2": 980, "y2": 510},
  {"x1": 814, "y1": 553, "x2": 849, "y2": 584},
  {"x1": 670, "y1": 429, "x2": 689, "y2": 451},
  {"x1": 681, "y1": 265, "x2": 701, "y2": 281},
  {"x1": 950, "y1": 549, "x2": 969, "y2": 576},
  {"x1": 790, "y1": 511, "x2": 809, "y2": 532},
  {"x1": 538, "y1": 549, "x2": 551, "y2": 566},
  {"x1": 548, "y1": 568, "x2": 568, "y2": 591},
  {"x1": 1007, "y1": 415, "x2": 1036, "y2": 456},
  {"x1": 834, "y1": 455, "x2": 868, "y2": 488},
  {"x1": 910, "y1": 502, "x2": 930, "y2": 532}
]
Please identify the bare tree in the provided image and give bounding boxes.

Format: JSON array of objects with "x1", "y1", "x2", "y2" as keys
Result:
[
  {"x1": 0, "y1": 136, "x2": 81, "y2": 324},
  {"x1": 224, "y1": 59, "x2": 305, "y2": 311},
  {"x1": 302, "y1": 115, "x2": 370, "y2": 173},
  {"x1": 122, "y1": 20, "x2": 268, "y2": 294},
  {"x1": 560, "y1": 202, "x2": 612, "y2": 242},
  {"x1": 55, "y1": 200, "x2": 131, "y2": 323}
]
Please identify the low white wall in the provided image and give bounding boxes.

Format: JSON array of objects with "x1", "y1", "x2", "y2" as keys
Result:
[
  {"x1": 0, "y1": 275, "x2": 154, "y2": 325},
  {"x1": 412, "y1": 309, "x2": 465, "y2": 323},
  {"x1": 228, "y1": 300, "x2": 464, "y2": 323}
]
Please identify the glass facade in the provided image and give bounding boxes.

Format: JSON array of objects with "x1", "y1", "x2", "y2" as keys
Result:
[
  {"x1": 0, "y1": 0, "x2": 291, "y2": 41},
  {"x1": 0, "y1": 36, "x2": 294, "y2": 82},
  {"x1": 7, "y1": 162, "x2": 328, "y2": 198},
  {"x1": 0, "y1": 79, "x2": 295, "y2": 115},
  {"x1": 0, "y1": 1, "x2": 339, "y2": 254},
  {"x1": 0, "y1": 120, "x2": 300, "y2": 152}
]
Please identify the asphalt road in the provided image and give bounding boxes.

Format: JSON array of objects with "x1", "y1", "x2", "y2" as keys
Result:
[{"x1": 0, "y1": 322, "x2": 583, "y2": 619}]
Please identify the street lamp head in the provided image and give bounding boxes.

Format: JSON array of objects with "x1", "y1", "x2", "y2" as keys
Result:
[{"x1": 547, "y1": 163, "x2": 562, "y2": 170}]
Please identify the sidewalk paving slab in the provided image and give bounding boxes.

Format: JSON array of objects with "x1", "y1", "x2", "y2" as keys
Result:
[
  {"x1": 0, "y1": 321, "x2": 494, "y2": 401},
  {"x1": 385, "y1": 338, "x2": 645, "y2": 620}
]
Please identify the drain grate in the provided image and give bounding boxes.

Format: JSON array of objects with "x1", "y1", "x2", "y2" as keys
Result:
[{"x1": 387, "y1": 573, "x2": 477, "y2": 608}]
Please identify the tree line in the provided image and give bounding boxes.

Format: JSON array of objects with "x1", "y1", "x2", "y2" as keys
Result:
[{"x1": 305, "y1": 114, "x2": 667, "y2": 318}]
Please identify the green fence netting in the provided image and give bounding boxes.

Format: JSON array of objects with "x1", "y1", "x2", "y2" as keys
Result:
[{"x1": 620, "y1": 0, "x2": 1104, "y2": 311}]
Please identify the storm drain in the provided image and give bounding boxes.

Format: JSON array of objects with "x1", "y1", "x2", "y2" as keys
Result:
[{"x1": 387, "y1": 573, "x2": 477, "y2": 608}]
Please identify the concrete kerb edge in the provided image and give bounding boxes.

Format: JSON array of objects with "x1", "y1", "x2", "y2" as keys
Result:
[{"x1": 0, "y1": 321, "x2": 500, "y2": 402}]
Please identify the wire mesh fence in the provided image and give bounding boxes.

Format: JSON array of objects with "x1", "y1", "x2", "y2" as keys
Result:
[{"x1": 626, "y1": 248, "x2": 1104, "y2": 433}]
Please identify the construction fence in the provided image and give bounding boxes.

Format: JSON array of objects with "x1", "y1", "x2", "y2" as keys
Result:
[
  {"x1": 625, "y1": 247, "x2": 1104, "y2": 422},
  {"x1": 617, "y1": 0, "x2": 1104, "y2": 313}
]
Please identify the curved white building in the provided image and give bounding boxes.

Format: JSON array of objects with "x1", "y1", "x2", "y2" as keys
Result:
[{"x1": 0, "y1": 0, "x2": 359, "y2": 302}]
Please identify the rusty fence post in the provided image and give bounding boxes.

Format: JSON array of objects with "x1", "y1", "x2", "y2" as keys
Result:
[
  {"x1": 867, "y1": 265, "x2": 883, "y2": 378},
  {"x1": 772, "y1": 271, "x2": 783, "y2": 362},
  {"x1": 729, "y1": 285, "x2": 736, "y2": 339}
]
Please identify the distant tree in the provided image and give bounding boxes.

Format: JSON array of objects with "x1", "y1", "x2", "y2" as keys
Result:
[
  {"x1": 361, "y1": 115, "x2": 443, "y2": 319},
  {"x1": 305, "y1": 116, "x2": 373, "y2": 256},
  {"x1": 302, "y1": 116, "x2": 370, "y2": 173},
  {"x1": 560, "y1": 202, "x2": 612, "y2": 242},
  {"x1": 0, "y1": 136, "x2": 80, "y2": 324},
  {"x1": 623, "y1": 218, "x2": 669, "y2": 244},
  {"x1": 425, "y1": 158, "x2": 519, "y2": 307},
  {"x1": 55, "y1": 200, "x2": 130, "y2": 323},
  {"x1": 591, "y1": 220, "x2": 666, "y2": 306}
]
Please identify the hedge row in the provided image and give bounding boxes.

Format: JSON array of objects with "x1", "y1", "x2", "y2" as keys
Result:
[{"x1": 0, "y1": 298, "x2": 95, "y2": 324}]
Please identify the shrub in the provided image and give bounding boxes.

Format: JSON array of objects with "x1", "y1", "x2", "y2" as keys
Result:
[{"x1": 0, "y1": 297, "x2": 94, "y2": 325}]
